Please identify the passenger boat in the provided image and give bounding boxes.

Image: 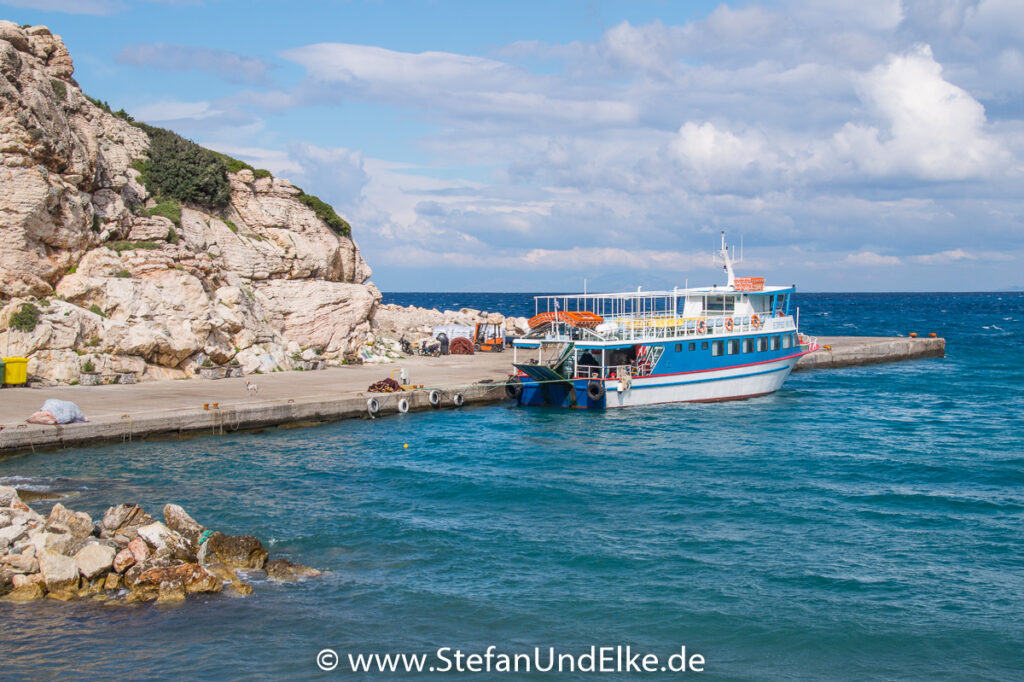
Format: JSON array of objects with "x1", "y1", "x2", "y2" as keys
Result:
[{"x1": 508, "y1": 234, "x2": 818, "y2": 408}]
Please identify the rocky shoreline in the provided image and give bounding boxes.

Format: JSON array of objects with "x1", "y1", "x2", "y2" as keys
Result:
[{"x1": 0, "y1": 485, "x2": 319, "y2": 604}]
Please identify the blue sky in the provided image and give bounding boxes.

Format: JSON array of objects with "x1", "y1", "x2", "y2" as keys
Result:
[{"x1": 4, "y1": 0, "x2": 1023, "y2": 291}]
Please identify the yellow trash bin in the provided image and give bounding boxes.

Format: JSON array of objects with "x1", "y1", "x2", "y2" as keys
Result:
[{"x1": 2, "y1": 357, "x2": 28, "y2": 385}]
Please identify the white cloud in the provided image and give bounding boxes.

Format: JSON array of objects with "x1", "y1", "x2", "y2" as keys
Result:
[
  {"x1": 117, "y1": 43, "x2": 274, "y2": 85},
  {"x1": 831, "y1": 44, "x2": 1009, "y2": 180},
  {"x1": 909, "y1": 248, "x2": 976, "y2": 265},
  {"x1": 844, "y1": 252, "x2": 902, "y2": 266},
  {"x1": 0, "y1": 0, "x2": 122, "y2": 14},
  {"x1": 131, "y1": 99, "x2": 220, "y2": 122},
  {"x1": 282, "y1": 43, "x2": 511, "y2": 88},
  {"x1": 181, "y1": 3, "x2": 1024, "y2": 290}
]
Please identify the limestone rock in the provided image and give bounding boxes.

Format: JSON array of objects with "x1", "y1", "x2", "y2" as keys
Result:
[
  {"x1": 38, "y1": 549, "x2": 78, "y2": 598},
  {"x1": 265, "y1": 558, "x2": 323, "y2": 581},
  {"x1": 0, "y1": 522, "x2": 28, "y2": 550},
  {"x1": 127, "y1": 536, "x2": 150, "y2": 563},
  {"x1": 135, "y1": 563, "x2": 221, "y2": 594},
  {"x1": 112, "y1": 547, "x2": 134, "y2": 574},
  {"x1": 127, "y1": 216, "x2": 173, "y2": 241},
  {"x1": 0, "y1": 27, "x2": 378, "y2": 383},
  {"x1": 163, "y1": 504, "x2": 204, "y2": 549},
  {"x1": 103, "y1": 572, "x2": 122, "y2": 590},
  {"x1": 224, "y1": 579, "x2": 253, "y2": 596},
  {"x1": 3, "y1": 581, "x2": 44, "y2": 601},
  {"x1": 157, "y1": 580, "x2": 186, "y2": 603},
  {"x1": 0, "y1": 485, "x2": 19, "y2": 506},
  {"x1": 2, "y1": 552, "x2": 38, "y2": 574},
  {"x1": 74, "y1": 543, "x2": 115, "y2": 579},
  {"x1": 125, "y1": 586, "x2": 157, "y2": 603},
  {"x1": 101, "y1": 503, "x2": 151, "y2": 533},
  {"x1": 137, "y1": 521, "x2": 195, "y2": 563},
  {"x1": 46, "y1": 502, "x2": 94, "y2": 538},
  {"x1": 203, "y1": 532, "x2": 268, "y2": 569},
  {"x1": 28, "y1": 529, "x2": 72, "y2": 556}
]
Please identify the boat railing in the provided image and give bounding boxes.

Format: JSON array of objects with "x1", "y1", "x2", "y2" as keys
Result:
[
  {"x1": 606, "y1": 313, "x2": 794, "y2": 341},
  {"x1": 522, "y1": 313, "x2": 797, "y2": 344}
]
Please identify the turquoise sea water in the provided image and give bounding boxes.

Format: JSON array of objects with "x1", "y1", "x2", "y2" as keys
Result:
[{"x1": 1, "y1": 292, "x2": 1022, "y2": 680}]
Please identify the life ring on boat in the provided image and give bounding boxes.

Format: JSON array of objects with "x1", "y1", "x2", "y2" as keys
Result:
[
  {"x1": 428, "y1": 390, "x2": 441, "y2": 407},
  {"x1": 586, "y1": 380, "x2": 606, "y2": 401},
  {"x1": 504, "y1": 376, "x2": 523, "y2": 400},
  {"x1": 725, "y1": 318, "x2": 734, "y2": 332},
  {"x1": 397, "y1": 397, "x2": 410, "y2": 413},
  {"x1": 697, "y1": 319, "x2": 707, "y2": 334},
  {"x1": 751, "y1": 314, "x2": 761, "y2": 329},
  {"x1": 453, "y1": 393, "x2": 465, "y2": 407}
]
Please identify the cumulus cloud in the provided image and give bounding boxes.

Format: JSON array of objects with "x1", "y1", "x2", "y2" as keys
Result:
[
  {"x1": 830, "y1": 44, "x2": 1010, "y2": 180},
  {"x1": 117, "y1": 43, "x2": 274, "y2": 85}
]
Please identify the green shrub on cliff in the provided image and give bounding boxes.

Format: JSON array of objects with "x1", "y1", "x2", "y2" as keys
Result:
[
  {"x1": 295, "y1": 190, "x2": 351, "y2": 237},
  {"x1": 131, "y1": 123, "x2": 230, "y2": 210},
  {"x1": 9, "y1": 303, "x2": 40, "y2": 331},
  {"x1": 107, "y1": 240, "x2": 160, "y2": 253},
  {"x1": 147, "y1": 198, "x2": 182, "y2": 227},
  {"x1": 210, "y1": 151, "x2": 254, "y2": 175}
]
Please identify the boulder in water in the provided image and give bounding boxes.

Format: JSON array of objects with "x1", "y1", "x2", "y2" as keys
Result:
[
  {"x1": 204, "y1": 532, "x2": 268, "y2": 569},
  {"x1": 265, "y1": 558, "x2": 322, "y2": 581}
]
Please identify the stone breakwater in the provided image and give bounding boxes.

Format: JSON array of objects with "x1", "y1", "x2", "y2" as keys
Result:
[{"x1": 0, "y1": 485, "x2": 320, "y2": 604}]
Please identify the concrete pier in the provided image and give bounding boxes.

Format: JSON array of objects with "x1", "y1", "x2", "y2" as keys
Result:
[
  {"x1": 0, "y1": 335, "x2": 944, "y2": 457},
  {"x1": 0, "y1": 353, "x2": 514, "y2": 458},
  {"x1": 795, "y1": 335, "x2": 945, "y2": 371}
]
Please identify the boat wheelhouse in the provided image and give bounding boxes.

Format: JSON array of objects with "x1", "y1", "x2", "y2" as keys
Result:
[{"x1": 509, "y1": 234, "x2": 817, "y2": 408}]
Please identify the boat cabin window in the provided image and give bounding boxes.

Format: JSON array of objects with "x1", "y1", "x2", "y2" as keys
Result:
[
  {"x1": 711, "y1": 340, "x2": 724, "y2": 356},
  {"x1": 704, "y1": 295, "x2": 735, "y2": 314},
  {"x1": 757, "y1": 337, "x2": 768, "y2": 352},
  {"x1": 771, "y1": 335, "x2": 780, "y2": 351},
  {"x1": 688, "y1": 342, "x2": 696, "y2": 351},
  {"x1": 782, "y1": 334, "x2": 792, "y2": 350},
  {"x1": 701, "y1": 341, "x2": 708, "y2": 350},
  {"x1": 742, "y1": 338, "x2": 754, "y2": 353},
  {"x1": 675, "y1": 343, "x2": 682, "y2": 352},
  {"x1": 727, "y1": 339, "x2": 740, "y2": 355}
]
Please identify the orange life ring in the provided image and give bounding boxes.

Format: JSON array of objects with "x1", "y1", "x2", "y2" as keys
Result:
[
  {"x1": 725, "y1": 318, "x2": 734, "y2": 332},
  {"x1": 697, "y1": 319, "x2": 707, "y2": 334},
  {"x1": 751, "y1": 314, "x2": 761, "y2": 328}
]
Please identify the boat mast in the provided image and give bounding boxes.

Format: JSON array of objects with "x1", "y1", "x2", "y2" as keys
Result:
[{"x1": 717, "y1": 231, "x2": 740, "y2": 288}]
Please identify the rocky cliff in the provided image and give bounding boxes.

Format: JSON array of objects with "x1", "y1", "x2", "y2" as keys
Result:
[{"x1": 0, "y1": 22, "x2": 379, "y2": 383}]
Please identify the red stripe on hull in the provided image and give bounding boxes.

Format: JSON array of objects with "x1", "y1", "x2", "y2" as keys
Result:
[{"x1": 601, "y1": 390, "x2": 776, "y2": 408}]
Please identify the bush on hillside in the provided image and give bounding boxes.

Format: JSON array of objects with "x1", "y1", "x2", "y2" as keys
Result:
[
  {"x1": 148, "y1": 198, "x2": 182, "y2": 227},
  {"x1": 296, "y1": 191, "x2": 351, "y2": 237},
  {"x1": 9, "y1": 302, "x2": 40, "y2": 331},
  {"x1": 132, "y1": 122, "x2": 230, "y2": 209}
]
